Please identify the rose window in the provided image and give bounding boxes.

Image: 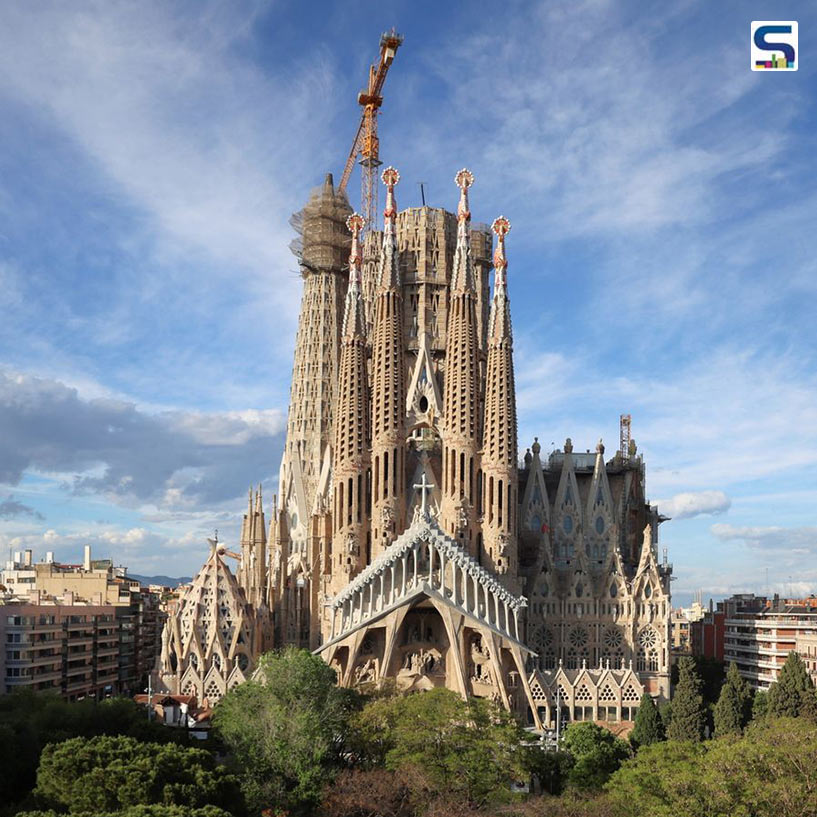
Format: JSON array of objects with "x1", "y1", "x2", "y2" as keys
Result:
[
  {"x1": 568, "y1": 626, "x2": 588, "y2": 648},
  {"x1": 638, "y1": 627, "x2": 658, "y2": 649},
  {"x1": 603, "y1": 628, "x2": 623, "y2": 649}
]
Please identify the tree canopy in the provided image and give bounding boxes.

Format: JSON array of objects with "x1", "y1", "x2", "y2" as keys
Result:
[
  {"x1": 713, "y1": 662, "x2": 750, "y2": 737},
  {"x1": 212, "y1": 647, "x2": 361, "y2": 816},
  {"x1": 560, "y1": 722, "x2": 630, "y2": 791},
  {"x1": 630, "y1": 693, "x2": 665, "y2": 748},
  {"x1": 34, "y1": 735, "x2": 241, "y2": 815},
  {"x1": 607, "y1": 716, "x2": 817, "y2": 817},
  {"x1": 349, "y1": 686, "x2": 530, "y2": 807},
  {"x1": 667, "y1": 657, "x2": 706, "y2": 742},
  {"x1": 0, "y1": 691, "x2": 180, "y2": 810},
  {"x1": 767, "y1": 651, "x2": 817, "y2": 719}
]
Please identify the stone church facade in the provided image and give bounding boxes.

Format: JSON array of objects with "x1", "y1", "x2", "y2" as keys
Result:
[{"x1": 160, "y1": 167, "x2": 671, "y2": 728}]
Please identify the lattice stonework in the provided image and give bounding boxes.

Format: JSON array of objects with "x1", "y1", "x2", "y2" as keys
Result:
[
  {"x1": 599, "y1": 684, "x2": 617, "y2": 702},
  {"x1": 531, "y1": 680, "x2": 547, "y2": 702},
  {"x1": 575, "y1": 684, "x2": 593, "y2": 702},
  {"x1": 622, "y1": 685, "x2": 641, "y2": 703}
]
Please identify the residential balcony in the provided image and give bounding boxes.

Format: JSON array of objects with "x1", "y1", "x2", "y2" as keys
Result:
[
  {"x1": 30, "y1": 654, "x2": 62, "y2": 668},
  {"x1": 66, "y1": 636, "x2": 94, "y2": 647},
  {"x1": 32, "y1": 669, "x2": 63, "y2": 683},
  {"x1": 30, "y1": 623, "x2": 63, "y2": 634}
]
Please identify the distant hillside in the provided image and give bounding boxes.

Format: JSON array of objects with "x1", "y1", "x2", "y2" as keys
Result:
[{"x1": 129, "y1": 573, "x2": 192, "y2": 588}]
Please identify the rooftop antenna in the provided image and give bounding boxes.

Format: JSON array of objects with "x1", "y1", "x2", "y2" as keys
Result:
[
  {"x1": 418, "y1": 181, "x2": 427, "y2": 206},
  {"x1": 620, "y1": 414, "x2": 632, "y2": 461}
]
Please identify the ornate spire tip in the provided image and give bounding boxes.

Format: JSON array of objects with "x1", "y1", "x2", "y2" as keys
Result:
[
  {"x1": 381, "y1": 166, "x2": 400, "y2": 187},
  {"x1": 346, "y1": 212, "x2": 365, "y2": 235},
  {"x1": 491, "y1": 215, "x2": 511, "y2": 237},
  {"x1": 454, "y1": 168, "x2": 474, "y2": 190}
]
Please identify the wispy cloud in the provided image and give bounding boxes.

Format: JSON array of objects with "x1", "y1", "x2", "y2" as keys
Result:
[
  {"x1": 711, "y1": 524, "x2": 817, "y2": 554},
  {"x1": 656, "y1": 491, "x2": 731, "y2": 521},
  {"x1": 0, "y1": 369, "x2": 284, "y2": 507},
  {"x1": 0, "y1": 495, "x2": 44, "y2": 521}
]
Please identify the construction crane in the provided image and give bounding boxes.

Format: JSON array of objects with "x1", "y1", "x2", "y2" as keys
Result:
[{"x1": 338, "y1": 28, "x2": 404, "y2": 229}]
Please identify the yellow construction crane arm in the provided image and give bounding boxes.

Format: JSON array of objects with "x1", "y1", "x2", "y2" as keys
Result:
[{"x1": 338, "y1": 28, "x2": 404, "y2": 226}]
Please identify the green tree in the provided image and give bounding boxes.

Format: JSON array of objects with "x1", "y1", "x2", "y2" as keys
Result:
[
  {"x1": 713, "y1": 663, "x2": 750, "y2": 737},
  {"x1": 560, "y1": 722, "x2": 630, "y2": 792},
  {"x1": 606, "y1": 740, "x2": 709, "y2": 817},
  {"x1": 704, "y1": 717, "x2": 817, "y2": 817},
  {"x1": 667, "y1": 656, "x2": 706, "y2": 742},
  {"x1": 608, "y1": 716, "x2": 817, "y2": 817},
  {"x1": 693, "y1": 657, "x2": 726, "y2": 707},
  {"x1": 0, "y1": 690, "x2": 181, "y2": 811},
  {"x1": 350, "y1": 687, "x2": 529, "y2": 808},
  {"x1": 213, "y1": 647, "x2": 360, "y2": 816},
  {"x1": 34, "y1": 736, "x2": 242, "y2": 815},
  {"x1": 630, "y1": 693, "x2": 665, "y2": 748},
  {"x1": 767, "y1": 651, "x2": 816, "y2": 718},
  {"x1": 751, "y1": 688, "x2": 769, "y2": 721},
  {"x1": 522, "y1": 746, "x2": 574, "y2": 796}
]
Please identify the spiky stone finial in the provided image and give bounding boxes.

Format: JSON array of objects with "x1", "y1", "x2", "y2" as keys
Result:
[
  {"x1": 491, "y1": 215, "x2": 511, "y2": 280},
  {"x1": 381, "y1": 166, "x2": 400, "y2": 223},
  {"x1": 454, "y1": 168, "x2": 474, "y2": 223},
  {"x1": 346, "y1": 213, "x2": 365, "y2": 285}
]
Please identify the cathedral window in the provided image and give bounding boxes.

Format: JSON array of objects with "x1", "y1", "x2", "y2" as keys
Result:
[
  {"x1": 563, "y1": 515, "x2": 573, "y2": 534},
  {"x1": 595, "y1": 516, "x2": 605, "y2": 535},
  {"x1": 569, "y1": 626, "x2": 588, "y2": 649},
  {"x1": 637, "y1": 627, "x2": 659, "y2": 672}
]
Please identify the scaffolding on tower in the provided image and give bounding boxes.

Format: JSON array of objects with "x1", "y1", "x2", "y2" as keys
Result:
[
  {"x1": 338, "y1": 28, "x2": 404, "y2": 230},
  {"x1": 620, "y1": 414, "x2": 632, "y2": 461}
]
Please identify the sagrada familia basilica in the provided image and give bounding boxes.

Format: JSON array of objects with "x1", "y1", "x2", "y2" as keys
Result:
[{"x1": 159, "y1": 167, "x2": 672, "y2": 731}]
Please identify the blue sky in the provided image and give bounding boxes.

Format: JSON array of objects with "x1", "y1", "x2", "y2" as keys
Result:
[{"x1": 0, "y1": 0, "x2": 815, "y2": 605}]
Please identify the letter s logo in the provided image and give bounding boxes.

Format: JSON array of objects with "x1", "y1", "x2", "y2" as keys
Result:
[
  {"x1": 751, "y1": 21, "x2": 798, "y2": 71},
  {"x1": 754, "y1": 24, "x2": 795, "y2": 63}
]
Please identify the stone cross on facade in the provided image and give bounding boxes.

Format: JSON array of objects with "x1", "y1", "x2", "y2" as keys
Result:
[{"x1": 413, "y1": 473, "x2": 435, "y2": 519}]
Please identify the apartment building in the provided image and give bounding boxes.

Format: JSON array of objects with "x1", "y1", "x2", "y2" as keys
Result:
[
  {"x1": 723, "y1": 594, "x2": 817, "y2": 689},
  {"x1": 1, "y1": 546, "x2": 164, "y2": 699}
]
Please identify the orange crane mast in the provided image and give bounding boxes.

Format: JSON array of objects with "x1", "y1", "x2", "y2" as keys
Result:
[{"x1": 338, "y1": 28, "x2": 404, "y2": 229}]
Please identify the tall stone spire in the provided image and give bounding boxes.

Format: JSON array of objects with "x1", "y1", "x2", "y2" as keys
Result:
[
  {"x1": 279, "y1": 174, "x2": 352, "y2": 548},
  {"x1": 238, "y1": 485, "x2": 268, "y2": 609},
  {"x1": 441, "y1": 169, "x2": 481, "y2": 554},
  {"x1": 481, "y1": 217, "x2": 518, "y2": 586},
  {"x1": 370, "y1": 168, "x2": 407, "y2": 556},
  {"x1": 331, "y1": 213, "x2": 371, "y2": 590}
]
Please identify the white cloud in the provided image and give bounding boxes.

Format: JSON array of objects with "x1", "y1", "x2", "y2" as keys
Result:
[
  {"x1": 711, "y1": 524, "x2": 817, "y2": 553},
  {"x1": 656, "y1": 491, "x2": 731, "y2": 520}
]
